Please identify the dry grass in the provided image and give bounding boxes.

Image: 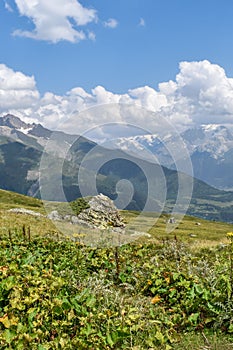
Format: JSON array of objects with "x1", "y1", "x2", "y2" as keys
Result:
[{"x1": 121, "y1": 210, "x2": 233, "y2": 249}]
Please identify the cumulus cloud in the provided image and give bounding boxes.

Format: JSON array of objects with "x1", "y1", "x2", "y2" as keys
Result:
[
  {"x1": 13, "y1": 0, "x2": 97, "y2": 43},
  {"x1": 103, "y1": 18, "x2": 118, "y2": 29},
  {"x1": 1, "y1": 60, "x2": 233, "y2": 137},
  {"x1": 0, "y1": 64, "x2": 39, "y2": 110},
  {"x1": 159, "y1": 60, "x2": 233, "y2": 125}
]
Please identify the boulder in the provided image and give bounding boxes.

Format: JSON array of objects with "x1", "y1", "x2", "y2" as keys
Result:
[{"x1": 77, "y1": 193, "x2": 125, "y2": 229}]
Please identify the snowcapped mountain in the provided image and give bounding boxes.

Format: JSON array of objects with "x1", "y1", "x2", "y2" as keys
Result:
[
  {"x1": 111, "y1": 124, "x2": 233, "y2": 190},
  {"x1": 0, "y1": 114, "x2": 81, "y2": 156},
  {"x1": 2, "y1": 113, "x2": 233, "y2": 190}
]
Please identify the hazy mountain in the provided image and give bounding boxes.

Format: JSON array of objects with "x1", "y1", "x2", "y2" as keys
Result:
[
  {"x1": 111, "y1": 124, "x2": 233, "y2": 190},
  {"x1": 1, "y1": 114, "x2": 233, "y2": 222}
]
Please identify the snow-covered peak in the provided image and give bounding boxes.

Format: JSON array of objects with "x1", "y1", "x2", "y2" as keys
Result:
[
  {"x1": 0, "y1": 114, "x2": 30, "y2": 130},
  {"x1": 110, "y1": 123, "x2": 233, "y2": 164},
  {"x1": 18, "y1": 127, "x2": 33, "y2": 135}
]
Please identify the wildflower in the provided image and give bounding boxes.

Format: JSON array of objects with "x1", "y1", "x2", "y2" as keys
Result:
[
  {"x1": 151, "y1": 295, "x2": 161, "y2": 304},
  {"x1": 147, "y1": 280, "x2": 152, "y2": 285},
  {"x1": 227, "y1": 232, "x2": 233, "y2": 237}
]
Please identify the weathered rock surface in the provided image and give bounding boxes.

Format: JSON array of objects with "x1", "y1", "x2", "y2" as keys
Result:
[
  {"x1": 46, "y1": 194, "x2": 126, "y2": 230},
  {"x1": 8, "y1": 208, "x2": 44, "y2": 217},
  {"x1": 77, "y1": 194, "x2": 126, "y2": 229},
  {"x1": 47, "y1": 210, "x2": 62, "y2": 221}
]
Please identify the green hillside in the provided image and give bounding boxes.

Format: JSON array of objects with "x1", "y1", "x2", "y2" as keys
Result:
[{"x1": 0, "y1": 189, "x2": 43, "y2": 210}]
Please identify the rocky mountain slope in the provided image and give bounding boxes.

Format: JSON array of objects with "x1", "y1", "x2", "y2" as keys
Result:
[{"x1": 111, "y1": 124, "x2": 233, "y2": 190}]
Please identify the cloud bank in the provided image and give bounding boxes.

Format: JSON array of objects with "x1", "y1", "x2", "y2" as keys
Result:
[{"x1": 1, "y1": 60, "x2": 233, "y2": 136}]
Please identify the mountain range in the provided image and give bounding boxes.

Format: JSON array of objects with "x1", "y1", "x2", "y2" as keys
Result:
[
  {"x1": 111, "y1": 124, "x2": 233, "y2": 190},
  {"x1": 1, "y1": 113, "x2": 233, "y2": 222}
]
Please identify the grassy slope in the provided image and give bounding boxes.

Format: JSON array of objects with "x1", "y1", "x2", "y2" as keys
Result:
[
  {"x1": 0, "y1": 189, "x2": 233, "y2": 248},
  {"x1": 122, "y1": 210, "x2": 233, "y2": 249},
  {"x1": 0, "y1": 189, "x2": 43, "y2": 210},
  {"x1": 0, "y1": 189, "x2": 56, "y2": 237}
]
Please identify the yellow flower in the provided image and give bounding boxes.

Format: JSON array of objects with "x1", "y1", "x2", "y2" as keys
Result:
[
  {"x1": 147, "y1": 280, "x2": 152, "y2": 285},
  {"x1": 151, "y1": 295, "x2": 161, "y2": 304},
  {"x1": 227, "y1": 232, "x2": 233, "y2": 237},
  {"x1": 0, "y1": 314, "x2": 18, "y2": 328}
]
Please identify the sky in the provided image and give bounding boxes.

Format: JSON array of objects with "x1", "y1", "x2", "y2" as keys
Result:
[{"x1": 1, "y1": 0, "x2": 233, "y2": 138}]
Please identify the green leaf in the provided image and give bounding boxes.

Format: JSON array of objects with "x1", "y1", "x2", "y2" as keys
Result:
[
  {"x1": 3, "y1": 329, "x2": 15, "y2": 344},
  {"x1": 155, "y1": 330, "x2": 165, "y2": 344},
  {"x1": 38, "y1": 345, "x2": 47, "y2": 350},
  {"x1": 28, "y1": 308, "x2": 37, "y2": 328},
  {"x1": 4, "y1": 276, "x2": 16, "y2": 290},
  {"x1": 107, "y1": 332, "x2": 114, "y2": 347},
  {"x1": 228, "y1": 323, "x2": 233, "y2": 333},
  {"x1": 62, "y1": 298, "x2": 71, "y2": 311},
  {"x1": 86, "y1": 295, "x2": 96, "y2": 308},
  {"x1": 194, "y1": 284, "x2": 203, "y2": 295}
]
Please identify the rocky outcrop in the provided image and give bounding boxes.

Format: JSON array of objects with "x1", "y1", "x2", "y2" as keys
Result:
[
  {"x1": 76, "y1": 194, "x2": 125, "y2": 229},
  {"x1": 46, "y1": 194, "x2": 126, "y2": 230}
]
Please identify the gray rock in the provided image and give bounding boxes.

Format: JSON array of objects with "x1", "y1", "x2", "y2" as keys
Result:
[
  {"x1": 77, "y1": 194, "x2": 125, "y2": 229},
  {"x1": 47, "y1": 210, "x2": 62, "y2": 221},
  {"x1": 8, "y1": 208, "x2": 44, "y2": 217},
  {"x1": 168, "y1": 217, "x2": 176, "y2": 224}
]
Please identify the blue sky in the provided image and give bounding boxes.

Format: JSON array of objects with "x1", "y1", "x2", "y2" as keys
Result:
[
  {"x1": 1, "y1": 0, "x2": 233, "y2": 136},
  {"x1": 1, "y1": 0, "x2": 233, "y2": 94}
]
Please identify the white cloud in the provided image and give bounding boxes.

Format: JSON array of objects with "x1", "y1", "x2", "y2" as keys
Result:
[
  {"x1": 2, "y1": 60, "x2": 233, "y2": 137},
  {"x1": 4, "y1": 1, "x2": 14, "y2": 12},
  {"x1": 139, "y1": 18, "x2": 145, "y2": 27},
  {"x1": 13, "y1": 0, "x2": 97, "y2": 43},
  {"x1": 104, "y1": 18, "x2": 118, "y2": 29},
  {"x1": 88, "y1": 31, "x2": 96, "y2": 41},
  {"x1": 0, "y1": 64, "x2": 39, "y2": 110},
  {"x1": 159, "y1": 60, "x2": 233, "y2": 125}
]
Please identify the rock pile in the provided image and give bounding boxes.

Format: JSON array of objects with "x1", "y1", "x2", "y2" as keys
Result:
[
  {"x1": 47, "y1": 194, "x2": 126, "y2": 230},
  {"x1": 76, "y1": 194, "x2": 125, "y2": 229}
]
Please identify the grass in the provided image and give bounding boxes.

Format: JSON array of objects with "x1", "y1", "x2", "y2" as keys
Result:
[
  {"x1": 172, "y1": 331, "x2": 233, "y2": 349},
  {"x1": 122, "y1": 210, "x2": 233, "y2": 249},
  {"x1": 0, "y1": 189, "x2": 43, "y2": 211},
  {"x1": 0, "y1": 188, "x2": 232, "y2": 249}
]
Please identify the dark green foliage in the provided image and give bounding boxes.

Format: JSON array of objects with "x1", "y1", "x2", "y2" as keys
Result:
[
  {"x1": 69, "y1": 197, "x2": 90, "y2": 215},
  {"x1": 1, "y1": 230, "x2": 233, "y2": 349}
]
